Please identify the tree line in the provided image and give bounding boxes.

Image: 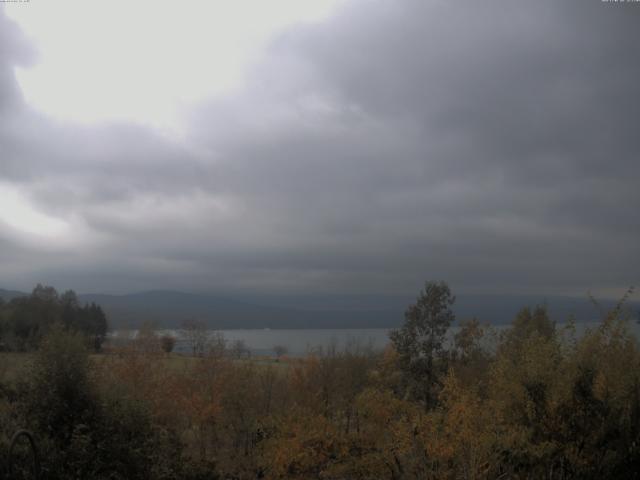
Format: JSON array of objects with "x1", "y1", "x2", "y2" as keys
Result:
[
  {"x1": 0, "y1": 281, "x2": 639, "y2": 479},
  {"x1": 0, "y1": 284, "x2": 108, "y2": 352}
]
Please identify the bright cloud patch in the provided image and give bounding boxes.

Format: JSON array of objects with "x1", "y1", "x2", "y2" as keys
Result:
[
  {"x1": 6, "y1": 0, "x2": 343, "y2": 131},
  {"x1": 0, "y1": 183, "x2": 69, "y2": 237}
]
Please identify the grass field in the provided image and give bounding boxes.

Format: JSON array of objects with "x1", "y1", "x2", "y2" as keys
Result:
[{"x1": 0, "y1": 350, "x2": 294, "y2": 389}]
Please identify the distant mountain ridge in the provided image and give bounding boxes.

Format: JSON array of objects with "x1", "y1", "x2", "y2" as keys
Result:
[
  {"x1": 2, "y1": 287, "x2": 638, "y2": 329},
  {"x1": 78, "y1": 290, "x2": 401, "y2": 329},
  {"x1": 0, "y1": 288, "x2": 27, "y2": 302}
]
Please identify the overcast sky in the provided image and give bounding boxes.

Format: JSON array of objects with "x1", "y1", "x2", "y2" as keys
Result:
[{"x1": 0, "y1": 0, "x2": 638, "y2": 297}]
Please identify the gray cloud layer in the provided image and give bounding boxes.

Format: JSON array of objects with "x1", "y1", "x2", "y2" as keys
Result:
[{"x1": 0, "y1": 0, "x2": 638, "y2": 296}]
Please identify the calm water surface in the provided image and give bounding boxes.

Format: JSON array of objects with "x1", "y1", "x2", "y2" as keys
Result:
[{"x1": 111, "y1": 321, "x2": 640, "y2": 356}]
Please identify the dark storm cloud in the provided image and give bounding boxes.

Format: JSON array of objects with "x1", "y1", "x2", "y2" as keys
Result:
[{"x1": 0, "y1": 1, "x2": 638, "y2": 295}]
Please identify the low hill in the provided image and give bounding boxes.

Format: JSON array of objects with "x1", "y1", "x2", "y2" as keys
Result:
[
  {"x1": 3, "y1": 287, "x2": 637, "y2": 329},
  {"x1": 78, "y1": 291, "x2": 398, "y2": 329},
  {"x1": 80, "y1": 290, "x2": 639, "y2": 329},
  {"x1": 0, "y1": 288, "x2": 27, "y2": 302}
]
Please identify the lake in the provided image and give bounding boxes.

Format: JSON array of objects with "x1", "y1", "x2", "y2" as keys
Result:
[{"x1": 110, "y1": 320, "x2": 640, "y2": 356}]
